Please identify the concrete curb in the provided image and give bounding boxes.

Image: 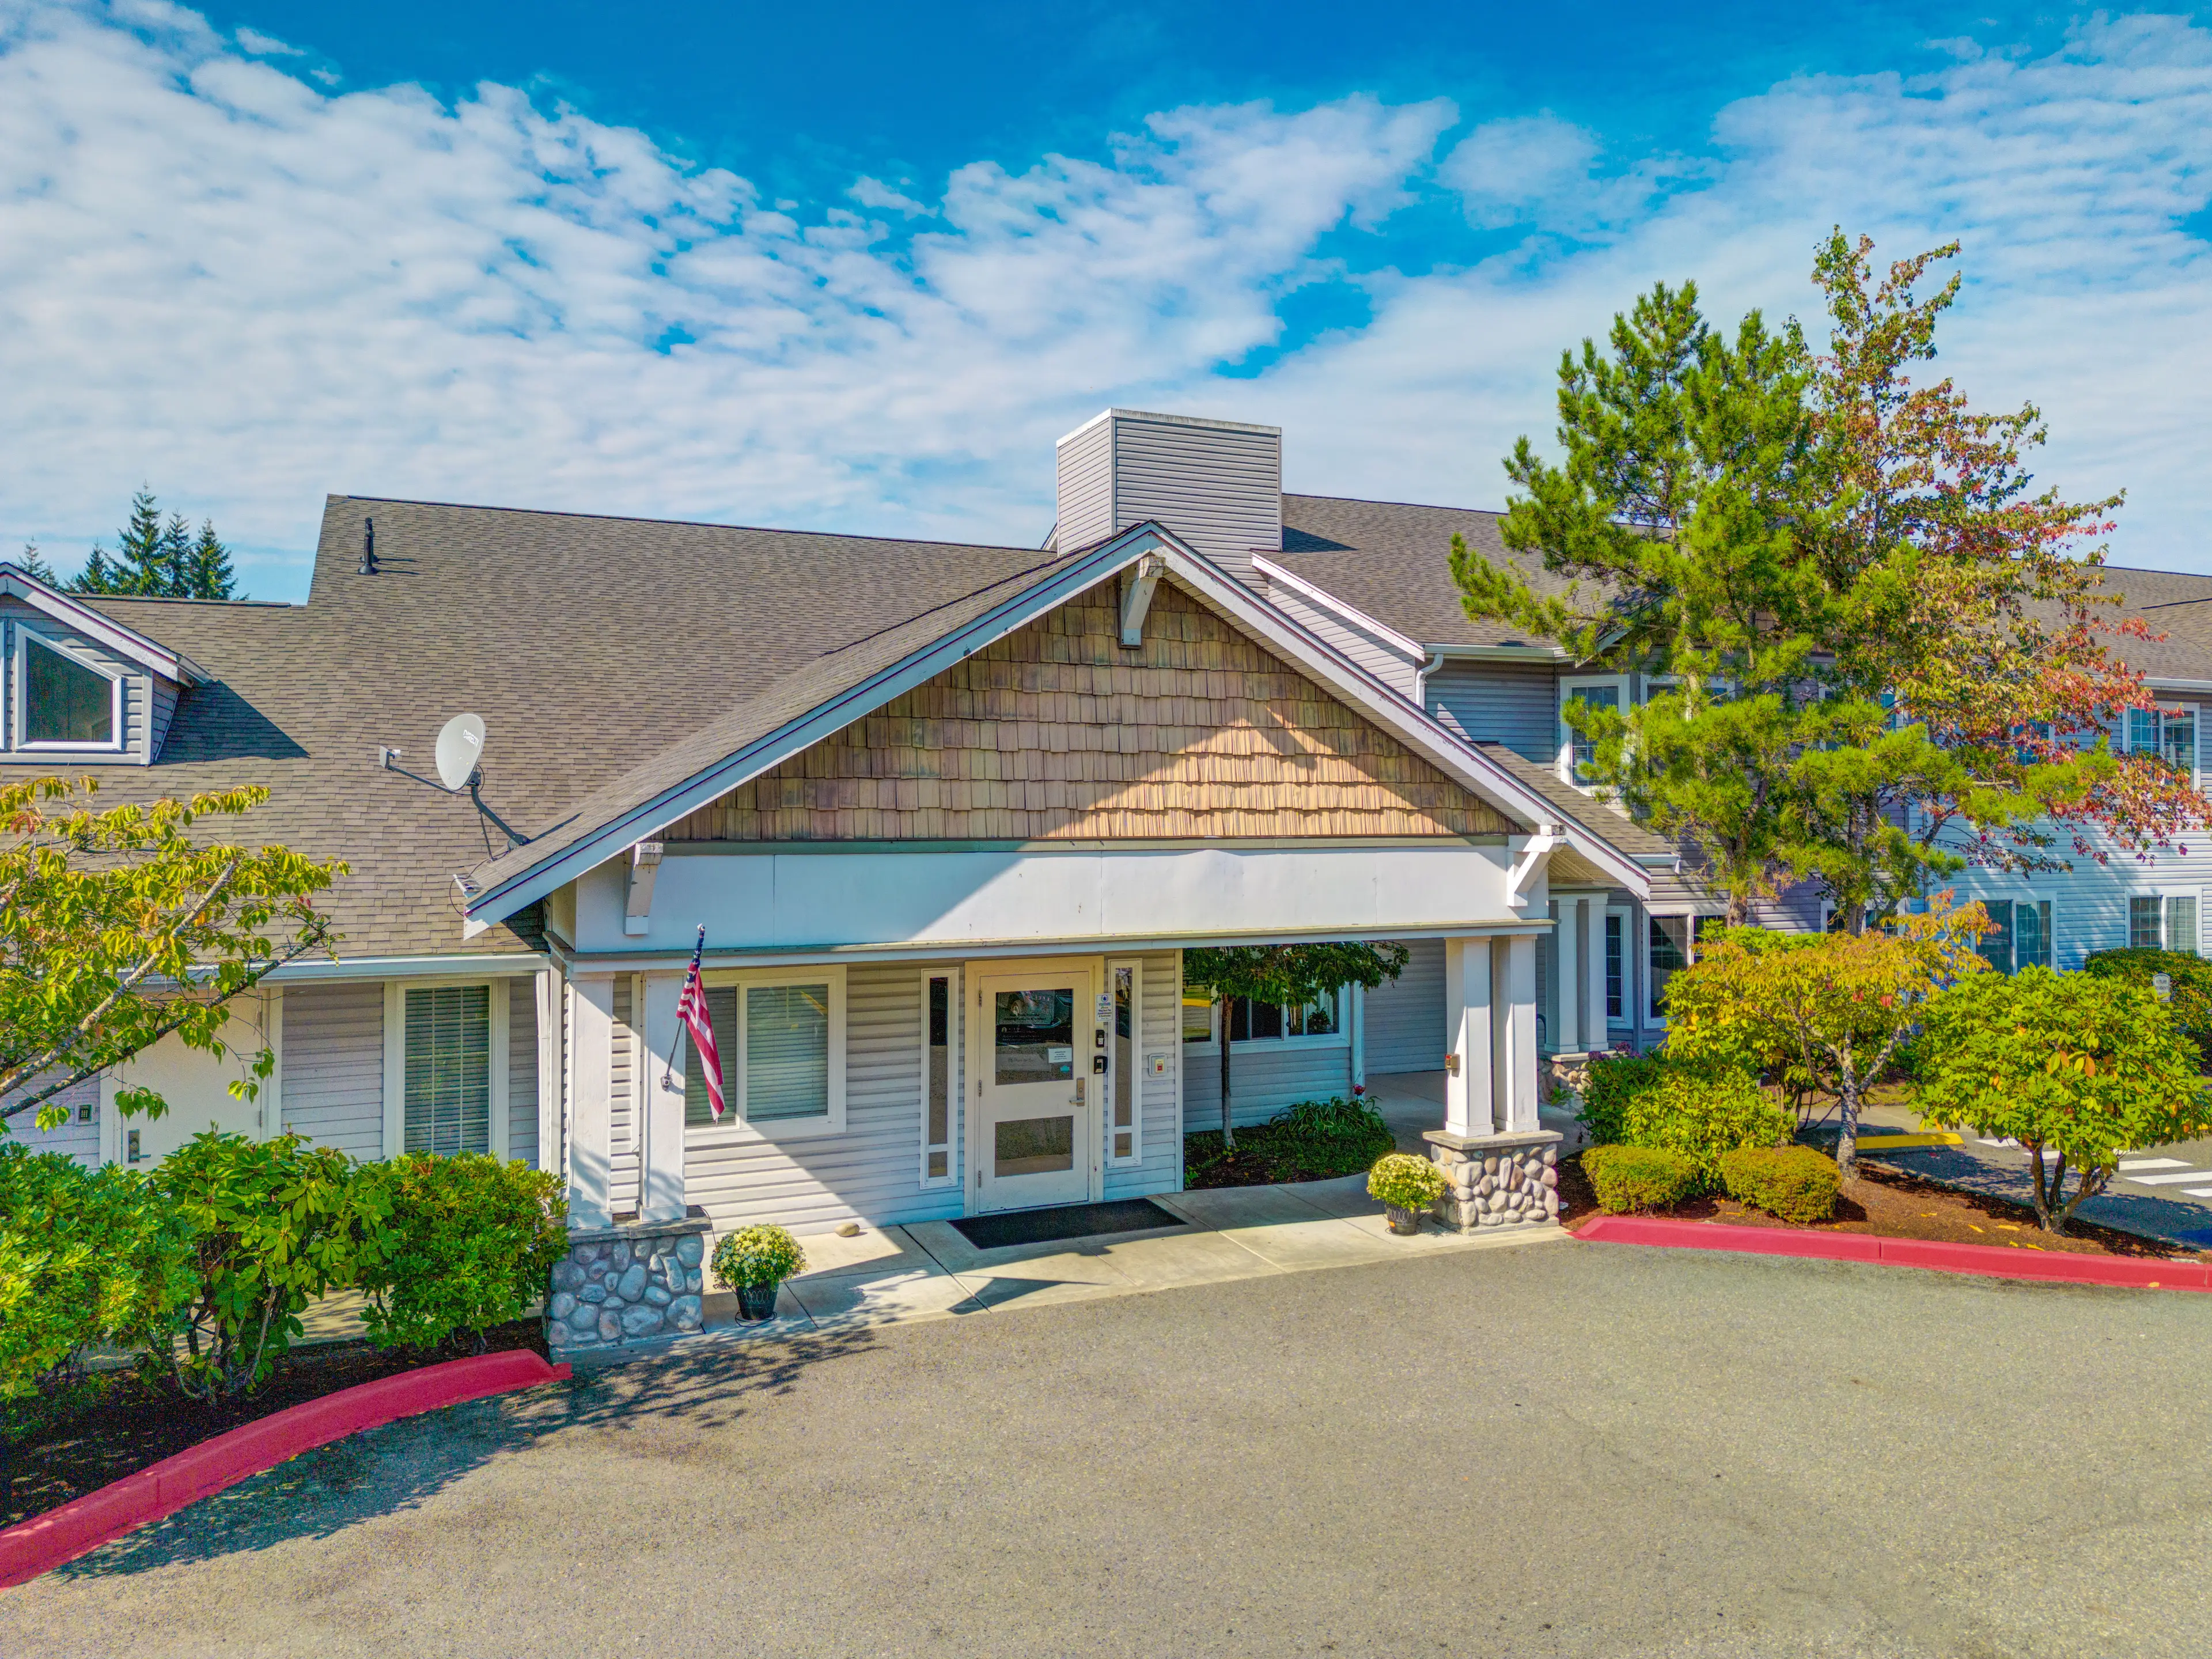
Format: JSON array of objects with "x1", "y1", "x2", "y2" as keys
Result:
[
  {"x1": 0, "y1": 1348, "x2": 570, "y2": 1590},
  {"x1": 1573, "y1": 1215, "x2": 2210, "y2": 1291}
]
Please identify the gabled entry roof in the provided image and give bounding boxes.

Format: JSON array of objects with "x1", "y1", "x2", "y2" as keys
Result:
[{"x1": 460, "y1": 522, "x2": 1657, "y2": 929}]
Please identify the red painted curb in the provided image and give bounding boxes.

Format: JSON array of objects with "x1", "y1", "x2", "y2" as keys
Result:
[
  {"x1": 1574, "y1": 1214, "x2": 2212, "y2": 1290},
  {"x1": 0, "y1": 1348, "x2": 571, "y2": 1590}
]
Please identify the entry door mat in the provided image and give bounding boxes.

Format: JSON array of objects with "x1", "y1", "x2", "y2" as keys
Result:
[{"x1": 951, "y1": 1198, "x2": 1188, "y2": 1252}]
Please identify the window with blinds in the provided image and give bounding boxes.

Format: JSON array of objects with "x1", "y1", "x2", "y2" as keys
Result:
[
  {"x1": 403, "y1": 985, "x2": 491, "y2": 1155},
  {"x1": 681, "y1": 977, "x2": 839, "y2": 1130}
]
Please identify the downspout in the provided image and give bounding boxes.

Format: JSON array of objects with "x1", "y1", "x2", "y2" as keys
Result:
[{"x1": 1419, "y1": 649, "x2": 1448, "y2": 716}]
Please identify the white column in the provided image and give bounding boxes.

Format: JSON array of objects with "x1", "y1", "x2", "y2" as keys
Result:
[
  {"x1": 535, "y1": 968, "x2": 563, "y2": 1178},
  {"x1": 567, "y1": 972, "x2": 616, "y2": 1230},
  {"x1": 1497, "y1": 935, "x2": 1540, "y2": 1132},
  {"x1": 1555, "y1": 900, "x2": 1581, "y2": 1055},
  {"x1": 1443, "y1": 936, "x2": 1495, "y2": 1137},
  {"x1": 638, "y1": 971, "x2": 689, "y2": 1224},
  {"x1": 1582, "y1": 900, "x2": 1608, "y2": 1052}
]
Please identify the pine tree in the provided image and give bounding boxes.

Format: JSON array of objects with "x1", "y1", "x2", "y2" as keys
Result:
[
  {"x1": 16, "y1": 542, "x2": 58, "y2": 585},
  {"x1": 66, "y1": 492, "x2": 240, "y2": 600},
  {"x1": 159, "y1": 513, "x2": 192, "y2": 597},
  {"x1": 187, "y1": 520, "x2": 240, "y2": 600}
]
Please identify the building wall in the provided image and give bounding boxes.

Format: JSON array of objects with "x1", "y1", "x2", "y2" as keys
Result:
[
  {"x1": 1257, "y1": 577, "x2": 1423, "y2": 700},
  {"x1": 509, "y1": 978, "x2": 539, "y2": 1168},
  {"x1": 665, "y1": 579, "x2": 1510, "y2": 843},
  {"x1": 1423, "y1": 657, "x2": 1560, "y2": 767},
  {"x1": 3, "y1": 1073, "x2": 101, "y2": 1166},
  {"x1": 1180, "y1": 1029, "x2": 1355, "y2": 1130}
]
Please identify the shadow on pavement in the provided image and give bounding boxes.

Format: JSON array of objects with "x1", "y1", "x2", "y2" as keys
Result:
[
  {"x1": 1868, "y1": 1145, "x2": 2212, "y2": 1247},
  {"x1": 47, "y1": 1324, "x2": 881, "y2": 1582}
]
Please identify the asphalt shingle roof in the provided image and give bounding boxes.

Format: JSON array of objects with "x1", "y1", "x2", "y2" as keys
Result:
[{"x1": 62, "y1": 497, "x2": 1076, "y2": 961}]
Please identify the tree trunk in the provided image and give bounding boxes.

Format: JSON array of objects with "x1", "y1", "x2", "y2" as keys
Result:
[
  {"x1": 1834, "y1": 1054, "x2": 1859, "y2": 1177},
  {"x1": 1218, "y1": 994, "x2": 1234, "y2": 1149}
]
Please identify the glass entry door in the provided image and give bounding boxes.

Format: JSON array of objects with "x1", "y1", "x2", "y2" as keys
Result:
[{"x1": 971, "y1": 961, "x2": 1099, "y2": 1213}]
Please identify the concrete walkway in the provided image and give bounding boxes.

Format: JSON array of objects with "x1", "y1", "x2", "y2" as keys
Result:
[{"x1": 647, "y1": 1173, "x2": 1565, "y2": 1359}]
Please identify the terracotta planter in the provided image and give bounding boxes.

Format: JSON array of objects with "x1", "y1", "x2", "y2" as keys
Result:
[
  {"x1": 1384, "y1": 1204, "x2": 1423, "y2": 1236},
  {"x1": 735, "y1": 1281, "x2": 781, "y2": 1321}
]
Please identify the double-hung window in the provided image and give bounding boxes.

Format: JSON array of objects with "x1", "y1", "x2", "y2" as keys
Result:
[
  {"x1": 384, "y1": 980, "x2": 510, "y2": 1160},
  {"x1": 1647, "y1": 915, "x2": 1691, "y2": 1022},
  {"x1": 2130, "y1": 893, "x2": 2201, "y2": 957},
  {"x1": 684, "y1": 968, "x2": 847, "y2": 1138},
  {"x1": 2126, "y1": 705, "x2": 2199, "y2": 782},
  {"x1": 14, "y1": 631, "x2": 123, "y2": 752},
  {"x1": 1603, "y1": 912, "x2": 1626, "y2": 1023}
]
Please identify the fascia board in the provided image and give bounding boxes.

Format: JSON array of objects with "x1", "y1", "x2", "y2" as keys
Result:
[
  {"x1": 0, "y1": 565, "x2": 206, "y2": 685},
  {"x1": 1422, "y1": 642, "x2": 1568, "y2": 662},
  {"x1": 1248, "y1": 554, "x2": 1426, "y2": 660},
  {"x1": 1160, "y1": 543, "x2": 1654, "y2": 899},
  {"x1": 463, "y1": 527, "x2": 1171, "y2": 927}
]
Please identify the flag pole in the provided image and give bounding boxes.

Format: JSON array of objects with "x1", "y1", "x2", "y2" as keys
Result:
[{"x1": 662, "y1": 923, "x2": 703, "y2": 1090}]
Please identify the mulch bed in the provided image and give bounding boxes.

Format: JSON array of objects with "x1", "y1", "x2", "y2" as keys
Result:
[
  {"x1": 1557, "y1": 1154, "x2": 2212, "y2": 1263},
  {"x1": 1183, "y1": 1123, "x2": 1395, "y2": 1190},
  {"x1": 0, "y1": 1320, "x2": 546, "y2": 1531}
]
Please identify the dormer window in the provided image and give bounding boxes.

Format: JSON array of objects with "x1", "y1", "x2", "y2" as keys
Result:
[{"x1": 17, "y1": 632, "x2": 122, "y2": 751}]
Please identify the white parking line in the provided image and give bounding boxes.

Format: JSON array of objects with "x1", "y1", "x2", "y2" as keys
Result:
[
  {"x1": 2184, "y1": 1190, "x2": 2212, "y2": 1199},
  {"x1": 2123, "y1": 1171, "x2": 2212, "y2": 1186},
  {"x1": 2122, "y1": 1158, "x2": 2192, "y2": 1172}
]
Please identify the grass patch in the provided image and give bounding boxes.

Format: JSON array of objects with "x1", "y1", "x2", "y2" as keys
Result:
[{"x1": 1184, "y1": 1096, "x2": 1396, "y2": 1189}]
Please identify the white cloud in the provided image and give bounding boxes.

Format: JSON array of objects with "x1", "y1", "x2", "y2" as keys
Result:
[{"x1": 0, "y1": 3, "x2": 2208, "y2": 599}]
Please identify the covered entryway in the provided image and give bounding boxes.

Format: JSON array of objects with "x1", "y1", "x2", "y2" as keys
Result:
[{"x1": 968, "y1": 957, "x2": 1103, "y2": 1214}]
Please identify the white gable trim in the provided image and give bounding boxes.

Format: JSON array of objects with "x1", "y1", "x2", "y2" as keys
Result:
[
  {"x1": 0, "y1": 563, "x2": 206, "y2": 685},
  {"x1": 462, "y1": 522, "x2": 1653, "y2": 930}
]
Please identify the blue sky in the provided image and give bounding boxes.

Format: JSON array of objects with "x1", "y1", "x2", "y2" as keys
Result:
[{"x1": 2, "y1": 1, "x2": 2209, "y2": 598}]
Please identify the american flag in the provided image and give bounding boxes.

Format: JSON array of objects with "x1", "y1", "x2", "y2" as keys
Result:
[{"x1": 675, "y1": 925, "x2": 725, "y2": 1120}]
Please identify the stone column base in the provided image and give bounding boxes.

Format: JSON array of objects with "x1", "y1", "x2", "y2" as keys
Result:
[
  {"x1": 1423, "y1": 1128, "x2": 1563, "y2": 1233},
  {"x1": 547, "y1": 1207, "x2": 711, "y2": 1354}
]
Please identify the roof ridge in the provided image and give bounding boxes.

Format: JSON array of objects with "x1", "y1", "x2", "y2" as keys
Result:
[
  {"x1": 325, "y1": 493, "x2": 1040, "y2": 554},
  {"x1": 1282, "y1": 491, "x2": 1507, "y2": 518}
]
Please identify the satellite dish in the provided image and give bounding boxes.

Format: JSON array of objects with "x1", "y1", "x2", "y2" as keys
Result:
[{"x1": 434, "y1": 714, "x2": 486, "y2": 793}]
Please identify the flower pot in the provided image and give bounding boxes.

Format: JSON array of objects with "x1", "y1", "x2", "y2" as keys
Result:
[
  {"x1": 735, "y1": 1281, "x2": 781, "y2": 1321},
  {"x1": 1384, "y1": 1204, "x2": 1423, "y2": 1236}
]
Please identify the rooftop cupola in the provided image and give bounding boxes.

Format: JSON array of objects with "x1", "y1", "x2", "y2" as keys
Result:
[{"x1": 1054, "y1": 408, "x2": 1281, "y2": 584}]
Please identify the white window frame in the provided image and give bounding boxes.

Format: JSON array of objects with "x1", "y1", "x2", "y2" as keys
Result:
[
  {"x1": 918, "y1": 967, "x2": 960, "y2": 1188},
  {"x1": 1557, "y1": 673, "x2": 1630, "y2": 790},
  {"x1": 1105, "y1": 958, "x2": 1143, "y2": 1168},
  {"x1": 382, "y1": 978, "x2": 511, "y2": 1161},
  {"x1": 12, "y1": 627, "x2": 125, "y2": 754},
  {"x1": 1603, "y1": 906, "x2": 1633, "y2": 1029},
  {"x1": 1643, "y1": 912, "x2": 1694, "y2": 1027},
  {"x1": 687, "y1": 964, "x2": 847, "y2": 1143},
  {"x1": 2123, "y1": 702, "x2": 2202, "y2": 785},
  {"x1": 2130, "y1": 888, "x2": 2205, "y2": 958}
]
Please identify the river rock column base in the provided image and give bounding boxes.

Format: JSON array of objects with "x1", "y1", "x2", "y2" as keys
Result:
[
  {"x1": 1422, "y1": 1128, "x2": 1563, "y2": 1233},
  {"x1": 547, "y1": 1207, "x2": 711, "y2": 1354}
]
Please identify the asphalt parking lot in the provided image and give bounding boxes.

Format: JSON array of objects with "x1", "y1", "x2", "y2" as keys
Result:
[{"x1": 7, "y1": 1238, "x2": 2211, "y2": 1658}]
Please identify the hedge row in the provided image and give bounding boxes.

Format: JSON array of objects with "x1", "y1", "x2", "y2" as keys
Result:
[{"x1": 0, "y1": 1131, "x2": 566, "y2": 1403}]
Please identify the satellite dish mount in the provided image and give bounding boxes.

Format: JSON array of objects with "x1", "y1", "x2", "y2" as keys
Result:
[{"x1": 378, "y1": 713, "x2": 529, "y2": 850}]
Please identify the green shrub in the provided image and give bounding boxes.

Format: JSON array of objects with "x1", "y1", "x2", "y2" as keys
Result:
[
  {"x1": 1577, "y1": 1052, "x2": 1666, "y2": 1145},
  {"x1": 357, "y1": 1154, "x2": 567, "y2": 1352},
  {"x1": 711, "y1": 1225, "x2": 806, "y2": 1290},
  {"x1": 1719, "y1": 1145, "x2": 1842, "y2": 1222},
  {"x1": 1581, "y1": 1145, "x2": 1701, "y2": 1214},
  {"x1": 2082, "y1": 948, "x2": 2212, "y2": 1069},
  {"x1": 1183, "y1": 1095, "x2": 1395, "y2": 1188},
  {"x1": 0, "y1": 1143, "x2": 195, "y2": 1401},
  {"x1": 1624, "y1": 1066, "x2": 1793, "y2": 1189},
  {"x1": 1366, "y1": 1152, "x2": 1446, "y2": 1211},
  {"x1": 153, "y1": 1131, "x2": 391, "y2": 1399}
]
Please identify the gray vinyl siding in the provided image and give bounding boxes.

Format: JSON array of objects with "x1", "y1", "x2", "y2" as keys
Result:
[
  {"x1": 611, "y1": 976, "x2": 639, "y2": 1214},
  {"x1": 1260, "y1": 580, "x2": 1422, "y2": 698},
  {"x1": 280, "y1": 981, "x2": 384, "y2": 1159},
  {"x1": 1103, "y1": 952, "x2": 1181, "y2": 1201},
  {"x1": 5, "y1": 1073, "x2": 100, "y2": 1167},
  {"x1": 1181, "y1": 1030, "x2": 1354, "y2": 1131},
  {"x1": 0, "y1": 603, "x2": 159, "y2": 764},
  {"x1": 1948, "y1": 862, "x2": 2212, "y2": 971},
  {"x1": 1748, "y1": 878, "x2": 1825, "y2": 935},
  {"x1": 1055, "y1": 416, "x2": 1115, "y2": 551},
  {"x1": 148, "y1": 675, "x2": 179, "y2": 761},
  {"x1": 509, "y1": 978, "x2": 539, "y2": 1168},
  {"x1": 685, "y1": 963, "x2": 964, "y2": 1236},
  {"x1": 1423, "y1": 657, "x2": 1559, "y2": 766},
  {"x1": 1362, "y1": 938, "x2": 1444, "y2": 1075}
]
